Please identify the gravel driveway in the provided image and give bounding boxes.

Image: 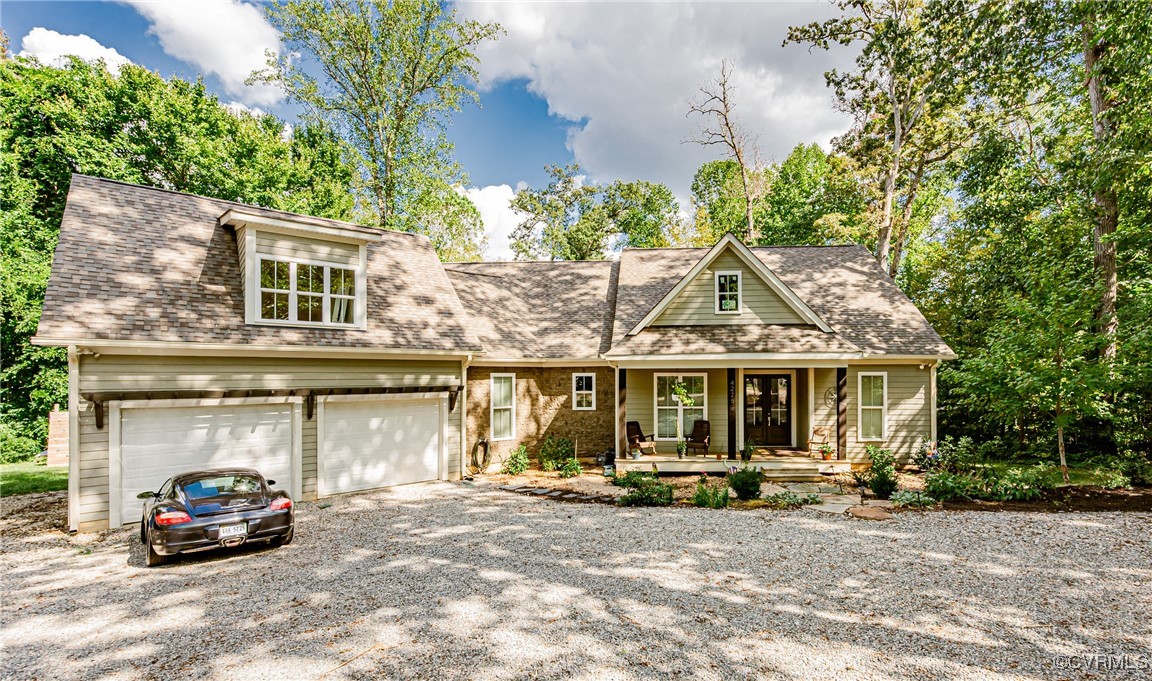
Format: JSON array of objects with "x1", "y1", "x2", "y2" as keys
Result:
[{"x1": 2, "y1": 482, "x2": 1150, "y2": 680}]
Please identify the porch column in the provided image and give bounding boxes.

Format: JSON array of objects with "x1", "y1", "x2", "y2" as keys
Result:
[
  {"x1": 727, "y1": 368, "x2": 737, "y2": 459},
  {"x1": 617, "y1": 368, "x2": 628, "y2": 457},
  {"x1": 836, "y1": 367, "x2": 848, "y2": 460}
]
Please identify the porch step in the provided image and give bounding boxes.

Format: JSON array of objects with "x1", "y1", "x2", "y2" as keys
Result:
[{"x1": 616, "y1": 457, "x2": 850, "y2": 479}]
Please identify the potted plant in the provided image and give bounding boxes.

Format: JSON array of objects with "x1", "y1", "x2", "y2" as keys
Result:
[
  {"x1": 741, "y1": 441, "x2": 755, "y2": 462},
  {"x1": 676, "y1": 439, "x2": 687, "y2": 459},
  {"x1": 819, "y1": 443, "x2": 835, "y2": 461}
]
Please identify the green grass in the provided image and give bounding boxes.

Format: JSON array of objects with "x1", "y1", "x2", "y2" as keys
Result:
[{"x1": 0, "y1": 462, "x2": 69, "y2": 496}]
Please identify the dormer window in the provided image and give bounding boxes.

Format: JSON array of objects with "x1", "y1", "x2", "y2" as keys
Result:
[
  {"x1": 258, "y1": 259, "x2": 356, "y2": 326},
  {"x1": 715, "y1": 270, "x2": 741, "y2": 314},
  {"x1": 221, "y1": 208, "x2": 378, "y2": 330}
]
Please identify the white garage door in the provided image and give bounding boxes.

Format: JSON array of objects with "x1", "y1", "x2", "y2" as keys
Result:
[
  {"x1": 119, "y1": 403, "x2": 295, "y2": 523},
  {"x1": 320, "y1": 398, "x2": 441, "y2": 496}
]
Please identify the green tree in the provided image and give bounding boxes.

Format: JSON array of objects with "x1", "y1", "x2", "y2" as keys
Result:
[
  {"x1": 258, "y1": 0, "x2": 501, "y2": 255},
  {"x1": 757, "y1": 144, "x2": 869, "y2": 246},
  {"x1": 510, "y1": 164, "x2": 681, "y2": 260},
  {"x1": 0, "y1": 56, "x2": 354, "y2": 460},
  {"x1": 690, "y1": 159, "x2": 748, "y2": 244}
]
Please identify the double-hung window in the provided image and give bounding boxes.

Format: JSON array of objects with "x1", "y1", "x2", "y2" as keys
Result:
[
  {"x1": 655, "y1": 374, "x2": 706, "y2": 440},
  {"x1": 258, "y1": 258, "x2": 357, "y2": 326},
  {"x1": 858, "y1": 372, "x2": 887, "y2": 441},
  {"x1": 715, "y1": 270, "x2": 741, "y2": 314},
  {"x1": 491, "y1": 374, "x2": 515, "y2": 440},
  {"x1": 573, "y1": 373, "x2": 595, "y2": 410}
]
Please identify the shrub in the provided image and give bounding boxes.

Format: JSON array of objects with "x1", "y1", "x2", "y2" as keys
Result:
[
  {"x1": 0, "y1": 422, "x2": 41, "y2": 464},
  {"x1": 914, "y1": 436, "x2": 978, "y2": 473},
  {"x1": 1092, "y1": 451, "x2": 1152, "y2": 488},
  {"x1": 558, "y1": 457, "x2": 583, "y2": 479},
  {"x1": 692, "y1": 475, "x2": 729, "y2": 508},
  {"x1": 761, "y1": 491, "x2": 821, "y2": 509},
  {"x1": 538, "y1": 435, "x2": 575, "y2": 472},
  {"x1": 617, "y1": 478, "x2": 674, "y2": 507},
  {"x1": 924, "y1": 471, "x2": 984, "y2": 501},
  {"x1": 611, "y1": 470, "x2": 655, "y2": 488},
  {"x1": 1094, "y1": 465, "x2": 1132, "y2": 490},
  {"x1": 500, "y1": 445, "x2": 530, "y2": 475},
  {"x1": 727, "y1": 466, "x2": 764, "y2": 501},
  {"x1": 865, "y1": 446, "x2": 898, "y2": 500},
  {"x1": 890, "y1": 490, "x2": 937, "y2": 508},
  {"x1": 990, "y1": 465, "x2": 1055, "y2": 501}
]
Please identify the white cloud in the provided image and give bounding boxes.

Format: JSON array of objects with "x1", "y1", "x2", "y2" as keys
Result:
[
  {"x1": 123, "y1": 0, "x2": 282, "y2": 106},
  {"x1": 17, "y1": 28, "x2": 133, "y2": 74},
  {"x1": 464, "y1": 184, "x2": 522, "y2": 261},
  {"x1": 456, "y1": 1, "x2": 859, "y2": 200}
]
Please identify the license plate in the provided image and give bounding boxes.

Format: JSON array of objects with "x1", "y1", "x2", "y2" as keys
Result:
[{"x1": 219, "y1": 524, "x2": 247, "y2": 538}]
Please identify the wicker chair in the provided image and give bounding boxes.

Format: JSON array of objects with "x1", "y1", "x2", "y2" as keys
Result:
[
  {"x1": 626, "y1": 421, "x2": 657, "y2": 456},
  {"x1": 808, "y1": 425, "x2": 831, "y2": 458},
  {"x1": 685, "y1": 420, "x2": 710, "y2": 456}
]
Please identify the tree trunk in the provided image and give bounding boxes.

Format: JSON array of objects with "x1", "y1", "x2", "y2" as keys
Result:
[
  {"x1": 1083, "y1": 17, "x2": 1119, "y2": 363},
  {"x1": 887, "y1": 160, "x2": 925, "y2": 278},
  {"x1": 875, "y1": 76, "x2": 903, "y2": 273},
  {"x1": 1057, "y1": 422, "x2": 1068, "y2": 484}
]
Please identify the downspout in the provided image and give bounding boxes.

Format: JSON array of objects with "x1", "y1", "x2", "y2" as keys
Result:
[{"x1": 67, "y1": 345, "x2": 80, "y2": 532}]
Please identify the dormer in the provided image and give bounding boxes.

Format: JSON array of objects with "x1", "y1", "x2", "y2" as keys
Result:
[
  {"x1": 629, "y1": 233, "x2": 832, "y2": 334},
  {"x1": 220, "y1": 209, "x2": 384, "y2": 330}
]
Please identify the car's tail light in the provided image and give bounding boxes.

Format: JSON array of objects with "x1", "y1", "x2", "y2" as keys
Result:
[
  {"x1": 155, "y1": 511, "x2": 192, "y2": 526},
  {"x1": 269, "y1": 497, "x2": 292, "y2": 511}
]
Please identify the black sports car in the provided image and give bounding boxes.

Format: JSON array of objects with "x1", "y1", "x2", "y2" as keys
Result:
[{"x1": 137, "y1": 468, "x2": 294, "y2": 566}]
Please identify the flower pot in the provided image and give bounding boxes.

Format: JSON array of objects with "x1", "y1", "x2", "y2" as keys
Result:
[
  {"x1": 630, "y1": 450, "x2": 641, "y2": 460},
  {"x1": 822, "y1": 453, "x2": 832, "y2": 461}
]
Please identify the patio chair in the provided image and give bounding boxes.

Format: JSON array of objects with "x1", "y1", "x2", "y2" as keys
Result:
[
  {"x1": 808, "y1": 426, "x2": 831, "y2": 458},
  {"x1": 626, "y1": 421, "x2": 657, "y2": 456},
  {"x1": 685, "y1": 420, "x2": 710, "y2": 456}
]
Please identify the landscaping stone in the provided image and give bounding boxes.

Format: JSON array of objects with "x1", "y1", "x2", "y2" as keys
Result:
[
  {"x1": 810, "y1": 503, "x2": 851, "y2": 515},
  {"x1": 498, "y1": 485, "x2": 525, "y2": 491},
  {"x1": 760, "y1": 483, "x2": 789, "y2": 496},
  {"x1": 530, "y1": 488, "x2": 552, "y2": 495},
  {"x1": 863, "y1": 499, "x2": 895, "y2": 509},
  {"x1": 785, "y1": 483, "x2": 822, "y2": 494},
  {"x1": 821, "y1": 494, "x2": 861, "y2": 505},
  {"x1": 818, "y1": 485, "x2": 842, "y2": 494},
  {"x1": 849, "y1": 506, "x2": 894, "y2": 521},
  {"x1": 546, "y1": 491, "x2": 564, "y2": 497}
]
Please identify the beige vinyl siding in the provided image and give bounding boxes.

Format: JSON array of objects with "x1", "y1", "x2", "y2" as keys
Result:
[
  {"x1": 236, "y1": 225, "x2": 248, "y2": 282},
  {"x1": 812, "y1": 368, "x2": 837, "y2": 435},
  {"x1": 255, "y1": 231, "x2": 359, "y2": 266},
  {"x1": 625, "y1": 368, "x2": 728, "y2": 455},
  {"x1": 653, "y1": 251, "x2": 804, "y2": 326},
  {"x1": 845, "y1": 364, "x2": 931, "y2": 463},
  {"x1": 75, "y1": 354, "x2": 462, "y2": 529}
]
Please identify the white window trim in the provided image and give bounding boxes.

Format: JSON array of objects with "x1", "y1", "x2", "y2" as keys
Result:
[
  {"x1": 857, "y1": 371, "x2": 888, "y2": 442},
  {"x1": 572, "y1": 373, "x2": 596, "y2": 411},
  {"x1": 256, "y1": 256, "x2": 359, "y2": 329},
  {"x1": 490, "y1": 373, "x2": 516, "y2": 441},
  {"x1": 714, "y1": 270, "x2": 742, "y2": 315},
  {"x1": 653, "y1": 373, "x2": 708, "y2": 441}
]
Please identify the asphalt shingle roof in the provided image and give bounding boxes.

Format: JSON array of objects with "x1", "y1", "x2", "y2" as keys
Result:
[
  {"x1": 36, "y1": 175, "x2": 483, "y2": 352},
  {"x1": 443, "y1": 261, "x2": 617, "y2": 359},
  {"x1": 607, "y1": 246, "x2": 954, "y2": 358}
]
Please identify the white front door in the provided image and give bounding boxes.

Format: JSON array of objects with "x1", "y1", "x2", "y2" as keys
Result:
[
  {"x1": 118, "y1": 403, "x2": 296, "y2": 524},
  {"x1": 319, "y1": 397, "x2": 442, "y2": 496}
]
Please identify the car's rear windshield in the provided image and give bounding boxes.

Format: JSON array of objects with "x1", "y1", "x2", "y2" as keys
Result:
[{"x1": 180, "y1": 474, "x2": 265, "y2": 512}]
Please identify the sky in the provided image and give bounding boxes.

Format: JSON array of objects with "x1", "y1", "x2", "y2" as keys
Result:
[{"x1": 1, "y1": 0, "x2": 858, "y2": 259}]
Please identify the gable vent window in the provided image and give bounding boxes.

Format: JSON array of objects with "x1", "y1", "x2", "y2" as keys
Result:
[
  {"x1": 715, "y1": 271, "x2": 742, "y2": 314},
  {"x1": 259, "y1": 258, "x2": 356, "y2": 326}
]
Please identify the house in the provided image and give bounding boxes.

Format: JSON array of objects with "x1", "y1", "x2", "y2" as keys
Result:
[{"x1": 35, "y1": 176, "x2": 954, "y2": 532}]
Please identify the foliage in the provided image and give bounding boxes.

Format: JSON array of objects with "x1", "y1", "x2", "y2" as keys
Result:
[
  {"x1": 0, "y1": 462, "x2": 68, "y2": 497},
  {"x1": 890, "y1": 490, "x2": 936, "y2": 509},
  {"x1": 989, "y1": 465, "x2": 1056, "y2": 501},
  {"x1": 691, "y1": 475, "x2": 730, "y2": 508},
  {"x1": 610, "y1": 470, "x2": 655, "y2": 488},
  {"x1": 558, "y1": 456, "x2": 583, "y2": 479},
  {"x1": 1091, "y1": 451, "x2": 1152, "y2": 488},
  {"x1": 509, "y1": 163, "x2": 680, "y2": 260},
  {"x1": 760, "y1": 491, "x2": 822, "y2": 510},
  {"x1": 741, "y1": 440, "x2": 756, "y2": 462},
  {"x1": 863, "y1": 446, "x2": 898, "y2": 499},
  {"x1": 818, "y1": 443, "x2": 835, "y2": 459},
  {"x1": 500, "y1": 445, "x2": 530, "y2": 475},
  {"x1": 726, "y1": 466, "x2": 765, "y2": 501},
  {"x1": 676, "y1": 440, "x2": 688, "y2": 458},
  {"x1": 924, "y1": 471, "x2": 985, "y2": 502},
  {"x1": 258, "y1": 0, "x2": 500, "y2": 251},
  {"x1": 538, "y1": 435, "x2": 575, "y2": 472},
  {"x1": 0, "y1": 56, "x2": 354, "y2": 462},
  {"x1": 913, "y1": 436, "x2": 977, "y2": 473},
  {"x1": 617, "y1": 478, "x2": 674, "y2": 507}
]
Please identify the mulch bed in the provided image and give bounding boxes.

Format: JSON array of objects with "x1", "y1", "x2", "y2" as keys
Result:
[{"x1": 941, "y1": 486, "x2": 1152, "y2": 512}]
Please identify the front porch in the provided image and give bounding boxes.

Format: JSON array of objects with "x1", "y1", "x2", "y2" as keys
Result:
[
  {"x1": 614, "y1": 450, "x2": 852, "y2": 480},
  {"x1": 617, "y1": 366, "x2": 849, "y2": 466}
]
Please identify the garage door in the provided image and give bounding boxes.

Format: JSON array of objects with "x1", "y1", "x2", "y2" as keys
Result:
[
  {"x1": 119, "y1": 403, "x2": 295, "y2": 523},
  {"x1": 320, "y1": 398, "x2": 441, "y2": 496}
]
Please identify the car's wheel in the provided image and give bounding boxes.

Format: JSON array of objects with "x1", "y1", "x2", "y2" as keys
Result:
[
  {"x1": 145, "y1": 528, "x2": 165, "y2": 567},
  {"x1": 271, "y1": 526, "x2": 294, "y2": 547},
  {"x1": 139, "y1": 521, "x2": 146, "y2": 545}
]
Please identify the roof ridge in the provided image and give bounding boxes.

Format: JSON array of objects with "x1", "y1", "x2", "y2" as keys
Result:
[{"x1": 71, "y1": 174, "x2": 431, "y2": 242}]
